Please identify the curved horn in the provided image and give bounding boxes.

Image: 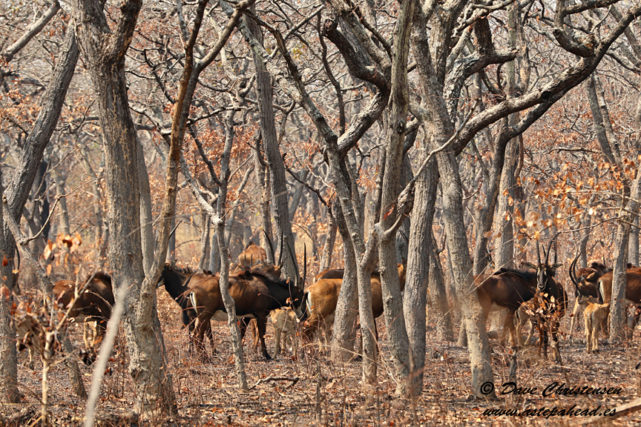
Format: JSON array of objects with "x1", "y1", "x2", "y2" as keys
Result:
[
  {"x1": 545, "y1": 232, "x2": 560, "y2": 266},
  {"x1": 569, "y1": 254, "x2": 581, "y2": 292},
  {"x1": 263, "y1": 229, "x2": 276, "y2": 264},
  {"x1": 536, "y1": 240, "x2": 542, "y2": 265}
]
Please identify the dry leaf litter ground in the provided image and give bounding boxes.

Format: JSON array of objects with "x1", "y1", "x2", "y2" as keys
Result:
[{"x1": 2, "y1": 288, "x2": 641, "y2": 425}]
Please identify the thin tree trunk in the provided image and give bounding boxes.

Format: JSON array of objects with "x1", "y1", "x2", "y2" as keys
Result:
[
  {"x1": 0, "y1": 27, "x2": 78, "y2": 403},
  {"x1": 378, "y1": 0, "x2": 415, "y2": 395},
  {"x1": 137, "y1": 140, "x2": 155, "y2": 274},
  {"x1": 404, "y1": 156, "x2": 437, "y2": 397},
  {"x1": 215, "y1": 113, "x2": 248, "y2": 390},
  {"x1": 629, "y1": 216, "x2": 639, "y2": 266},
  {"x1": 253, "y1": 138, "x2": 274, "y2": 264},
  {"x1": 429, "y1": 232, "x2": 454, "y2": 341},
  {"x1": 246, "y1": 10, "x2": 298, "y2": 282},
  {"x1": 493, "y1": 133, "x2": 519, "y2": 270},
  {"x1": 72, "y1": 0, "x2": 175, "y2": 418},
  {"x1": 319, "y1": 215, "x2": 337, "y2": 272},
  {"x1": 330, "y1": 204, "x2": 358, "y2": 362},
  {"x1": 199, "y1": 213, "x2": 211, "y2": 270}
]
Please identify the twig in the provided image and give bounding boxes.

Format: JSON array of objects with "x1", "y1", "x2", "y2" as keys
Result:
[{"x1": 249, "y1": 376, "x2": 299, "y2": 390}]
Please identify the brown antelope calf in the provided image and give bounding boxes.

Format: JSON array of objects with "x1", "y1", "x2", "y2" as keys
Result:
[
  {"x1": 15, "y1": 313, "x2": 48, "y2": 368},
  {"x1": 583, "y1": 299, "x2": 610, "y2": 353},
  {"x1": 302, "y1": 264, "x2": 406, "y2": 341},
  {"x1": 597, "y1": 268, "x2": 641, "y2": 338},
  {"x1": 237, "y1": 242, "x2": 267, "y2": 267},
  {"x1": 568, "y1": 256, "x2": 609, "y2": 339},
  {"x1": 269, "y1": 307, "x2": 298, "y2": 357}
]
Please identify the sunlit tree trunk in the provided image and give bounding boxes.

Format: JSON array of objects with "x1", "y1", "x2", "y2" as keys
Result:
[
  {"x1": 0, "y1": 27, "x2": 78, "y2": 403},
  {"x1": 245, "y1": 9, "x2": 298, "y2": 282},
  {"x1": 72, "y1": 0, "x2": 175, "y2": 417},
  {"x1": 404, "y1": 156, "x2": 437, "y2": 396}
]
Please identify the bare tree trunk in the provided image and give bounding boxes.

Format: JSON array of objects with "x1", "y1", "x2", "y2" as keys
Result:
[
  {"x1": 0, "y1": 172, "x2": 19, "y2": 403},
  {"x1": 319, "y1": 215, "x2": 337, "y2": 272},
  {"x1": 54, "y1": 170, "x2": 71, "y2": 234},
  {"x1": 610, "y1": 219, "x2": 631, "y2": 343},
  {"x1": 199, "y1": 213, "x2": 211, "y2": 270},
  {"x1": 137, "y1": 140, "x2": 155, "y2": 274},
  {"x1": 428, "y1": 232, "x2": 454, "y2": 341},
  {"x1": 253, "y1": 138, "x2": 274, "y2": 264},
  {"x1": 378, "y1": 0, "x2": 415, "y2": 395},
  {"x1": 629, "y1": 216, "x2": 639, "y2": 266},
  {"x1": 246, "y1": 10, "x2": 298, "y2": 281},
  {"x1": 610, "y1": 101, "x2": 641, "y2": 342},
  {"x1": 330, "y1": 205, "x2": 358, "y2": 362},
  {"x1": 0, "y1": 27, "x2": 78, "y2": 403},
  {"x1": 215, "y1": 113, "x2": 248, "y2": 390},
  {"x1": 404, "y1": 156, "x2": 437, "y2": 397},
  {"x1": 72, "y1": 0, "x2": 175, "y2": 418},
  {"x1": 493, "y1": 134, "x2": 519, "y2": 269},
  {"x1": 412, "y1": 4, "x2": 494, "y2": 397},
  {"x1": 208, "y1": 230, "x2": 220, "y2": 273}
]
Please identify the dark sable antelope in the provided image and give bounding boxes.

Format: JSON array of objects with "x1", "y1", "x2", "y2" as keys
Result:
[
  {"x1": 477, "y1": 268, "x2": 538, "y2": 348},
  {"x1": 189, "y1": 266, "x2": 306, "y2": 360},
  {"x1": 302, "y1": 264, "x2": 406, "y2": 341},
  {"x1": 568, "y1": 256, "x2": 610, "y2": 338},
  {"x1": 520, "y1": 238, "x2": 567, "y2": 362},
  {"x1": 52, "y1": 272, "x2": 114, "y2": 362},
  {"x1": 156, "y1": 264, "x2": 213, "y2": 351},
  {"x1": 477, "y1": 237, "x2": 567, "y2": 360}
]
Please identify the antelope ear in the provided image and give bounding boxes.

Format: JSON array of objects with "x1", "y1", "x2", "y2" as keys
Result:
[
  {"x1": 522, "y1": 262, "x2": 536, "y2": 269},
  {"x1": 552, "y1": 263, "x2": 562, "y2": 269}
]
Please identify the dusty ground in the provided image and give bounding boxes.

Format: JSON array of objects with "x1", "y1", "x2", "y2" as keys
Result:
[{"x1": 3, "y1": 289, "x2": 641, "y2": 426}]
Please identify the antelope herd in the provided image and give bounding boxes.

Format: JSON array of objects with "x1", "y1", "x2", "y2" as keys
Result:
[{"x1": 13, "y1": 233, "x2": 641, "y2": 369}]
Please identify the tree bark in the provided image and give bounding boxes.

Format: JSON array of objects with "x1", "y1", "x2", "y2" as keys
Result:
[
  {"x1": 493, "y1": 133, "x2": 519, "y2": 269},
  {"x1": 72, "y1": 0, "x2": 175, "y2": 418},
  {"x1": 137, "y1": 140, "x2": 155, "y2": 274},
  {"x1": 412, "y1": 4, "x2": 495, "y2": 397},
  {"x1": 378, "y1": 0, "x2": 415, "y2": 395},
  {"x1": 245, "y1": 10, "x2": 298, "y2": 283},
  {"x1": 215, "y1": 113, "x2": 248, "y2": 390},
  {"x1": 0, "y1": 26, "x2": 78, "y2": 403},
  {"x1": 404, "y1": 156, "x2": 437, "y2": 396},
  {"x1": 428, "y1": 232, "x2": 454, "y2": 341},
  {"x1": 330, "y1": 204, "x2": 358, "y2": 362}
]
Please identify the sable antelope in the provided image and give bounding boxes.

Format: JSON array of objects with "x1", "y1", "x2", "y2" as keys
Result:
[
  {"x1": 188, "y1": 267, "x2": 305, "y2": 360},
  {"x1": 520, "y1": 238, "x2": 567, "y2": 362},
  {"x1": 568, "y1": 256, "x2": 610, "y2": 338},
  {"x1": 583, "y1": 299, "x2": 610, "y2": 353},
  {"x1": 477, "y1": 268, "x2": 538, "y2": 348},
  {"x1": 269, "y1": 307, "x2": 299, "y2": 357},
  {"x1": 235, "y1": 238, "x2": 283, "y2": 354},
  {"x1": 597, "y1": 267, "x2": 641, "y2": 338},
  {"x1": 302, "y1": 264, "x2": 406, "y2": 341},
  {"x1": 53, "y1": 272, "x2": 114, "y2": 359},
  {"x1": 157, "y1": 264, "x2": 214, "y2": 352},
  {"x1": 238, "y1": 242, "x2": 267, "y2": 268}
]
